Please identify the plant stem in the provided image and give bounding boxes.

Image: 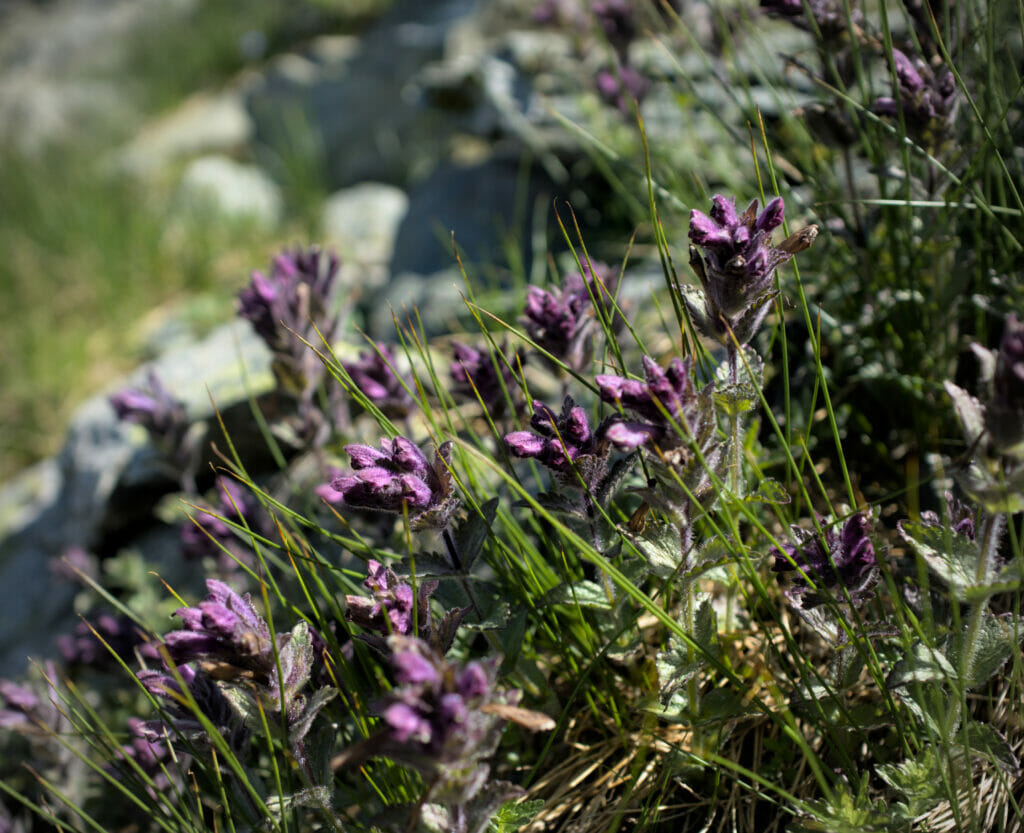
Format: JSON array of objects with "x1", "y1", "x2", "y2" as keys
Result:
[{"x1": 726, "y1": 342, "x2": 743, "y2": 498}]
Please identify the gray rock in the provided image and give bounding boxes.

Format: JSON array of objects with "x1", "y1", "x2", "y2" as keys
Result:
[
  {"x1": 0, "y1": 321, "x2": 273, "y2": 676},
  {"x1": 245, "y1": 0, "x2": 485, "y2": 189},
  {"x1": 119, "y1": 89, "x2": 254, "y2": 175},
  {"x1": 322, "y1": 182, "x2": 409, "y2": 265},
  {"x1": 178, "y1": 154, "x2": 283, "y2": 226}
]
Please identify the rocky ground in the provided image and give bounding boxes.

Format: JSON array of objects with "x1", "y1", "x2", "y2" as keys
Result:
[{"x1": 0, "y1": 0, "x2": 812, "y2": 675}]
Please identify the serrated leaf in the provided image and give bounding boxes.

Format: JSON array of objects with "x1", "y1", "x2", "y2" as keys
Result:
[
  {"x1": 944, "y1": 612, "x2": 1024, "y2": 689},
  {"x1": 265, "y1": 786, "x2": 331, "y2": 820},
  {"x1": 464, "y1": 781, "x2": 525, "y2": 833},
  {"x1": 886, "y1": 641, "x2": 957, "y2": 688},
  {"x1": 462, "y1": 600, "x2": 510, "y2": 631},
  {"x1": 944, "y1": 381, "x2": 985, "y2": 449},
  {"x1": 830, "y1": 646, "x2": 865, "y2": 690},
  {"x1": 220, "y1": 684, "x2": 263, "y2": 725},
  {"x1": 960, "y1": 720, "x2": 1021, "y2": 775},
  {"x1": 454, "y1": 497, "x2": 498, "y2": 573},
  {"x1": 656, "y1": 634, "x2": 706, "y2": 699},
  {"x1": 693, "y1": 598, "x2": 718, "y2": 656},
  {"x1": 714, "y1": 348, "x2": 765, "y2": 416},
  {"x1": 541, "y1": 580, "x2": 613, "y2": 609},
  {"x1": 594, "y1": 451, "x2": 640, "y2": 508},
  {"x1": 898, "y1": 520, "x2": 1020, "y2": 602},
  {"x1": 488, "y1": 798, "x2": 545, "y2": 833},
  {"x1": 289, "y1": 686, "x2": 338, "y2": 753},
  {"x1": 744, "y1": 477, "x2": 791, "y2": 505},
  {"x1": 633, "y1": 521, "x2": 686, "y2": 579}
]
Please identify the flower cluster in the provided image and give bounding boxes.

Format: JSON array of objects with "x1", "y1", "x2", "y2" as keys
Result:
[
  {"x1": 687, "y1": 195, "x2": 814, "y2": 345},
  {"x1": 329, "y1": 437, "x2": 459, "y2": 530},
  {"x1": 505, "y1": 397, "x2": 605, "y2": 479},
  {"x1": 163, "y1": 579, "x2": 274, "y2": 673},
  {"x1": 238, "y1": 246, "x2": 343, "y2": 402},
  {"x1": 873, "y1": 49, "x2": 958, "y2": 148},
  {"x1": 181, "y1": 476, "x2": 260, "y2": 571},
  {"x1": 596, "y1": 355, "x2": 707, "y2": 450},
  {"x1": 450, "y1": 341, "x2": 523, "y2": 418},
  {"x1": 523, "y1": 262, "x2": 618, "y2": 374},
  {"x1": 57, "y1": 613, "x2": 152, "y2": 668},
  {"x1": 771, "y1": 512, "x2": 879, "y2": 608},
  {"x1": 376, "y1": 636, "x2": 521, "y2": 804},
  {"x1": 158, "y1": 580, "x2": 323, "y2": 731},
  {"x1": 759, "y1": 0, "x2": 862, "y2": 37},
  {"x1": 341, "y1": 342, "x2": 415, "y2": 418},
  {"x1": 109, "y1": 370, "x2": 200, "y2": 490}
]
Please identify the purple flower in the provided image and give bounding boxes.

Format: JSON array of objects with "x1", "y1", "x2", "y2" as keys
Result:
[
  {"x1": 163, "y1": 579, "x2": 273, "y2": 672},
  {"x1": 238, "y1": 246, "x2": 342, "y2": 396},
  {"x1": 57, "y1": 613, "x2": 151, "y2": 668},
  {"x1": 913, "y1": 492, "x2": 976, "y2": 541},
  {"x1": 505, "y1": 397, "x2": 604, "y2": 476},
  {"x1": 523, "y1": 262, "x2": 618, "y2": 373},
  {"x1": 771, "y1": 512, "x2": 878, "y2": 607},
  {"x1": 346, "y1": 560, "x2": 420, "y2": 637},
  {"x1": 596, "y1": 355, "x2": 707, "y2": 450},
  {"x1": 110, "y1": 370, "x2": 187, "y2": 438},
  {"x1": 687, "y1": 194, "x2": 811, "y2": 345},
  {"x1": 181, "y1": 476, "x2": 259, "y2": 570},
  {"x1": 0, "y1": 679, "x2": 38, "y2": 729},
  {"x1": 341, "y1": 342, "x2": 415, "y2": 418},
  {"x1": 594, "y1": 0, "x2": 636, "y2": 55},
  {"x1": 760, "y1": 0, "x2": 862, "y2": 35},
  {"x1": 329, "y1": 438, "x2": 458, "y2": 529},
  {"x1": 109, "y1": 370, "x2": 198, "y2": 486},
  {"x1": 873, "y1": 49, "x2": 958, "y2": 147},
  {"x1": 596, "y1": 64, "x2": 651, "y2": 114},
  {"x1": 376, "y1": 636, "x2": 521, "y2": 804},
  {"x1": 450, "y1": 341, "x2": 524, "y2": 418}
]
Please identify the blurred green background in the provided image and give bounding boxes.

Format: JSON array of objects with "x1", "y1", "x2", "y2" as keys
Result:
[{"x1": 0, "y1": 0, "x2": 392, "y2": 481}]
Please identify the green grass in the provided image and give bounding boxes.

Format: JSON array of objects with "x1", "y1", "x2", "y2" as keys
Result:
[{"x1": 2, "y1": 0, "x2": 1024, "y2": 832}]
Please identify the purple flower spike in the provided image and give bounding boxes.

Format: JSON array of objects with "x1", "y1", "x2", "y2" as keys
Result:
[
  {"x1": 523, "y1": 262, "x2": 619, "y2": 374},
  {"x1": 687, "y1": 194, "x2": 815, "y2": 345},
  {"x1": 181, "y1": 476, "x2": 259, "y2": 570},
  {"x1": 505, "y1": 396, "x2": 604, "y2": 476},
  {"x1": 760, "y1": 0, "x2": 862, "y2": 35},
  {"x1": 346, "y1": 560, "x2": 419, "y2": 637},
  {"x1": 238, "y1": 246, "x2": 343, "y2": 396},
  {"x1": 872, "y1": 49, "x2": 958, "y2": 147},
  {"x1": 596, "y1": 64, "x2": 651, "y2": 115},
  {"x1": 450, "y1": 341, "x2": 524, "y2": 418},
  {"x1": 771, "y1": 512, "x2": 879, "y2": 608},
  {"x1": 164, "y1": 579, "x2": 273, "y2": 672},
  {"x1": 375, "y1": 636, "x2": 526, "y2": 804},
  {"x1": 596, "y1": 355, "x2": 707, "y2": 450},
  {"x1": 329, "y1": 438, "x2": 459, "y2": 529},
  {"x1": 110, "y1": 370, "x2": 187, "y2": 440},
  {"x1": 341, "y1": 342, "x2": 415, "y2": 418},
  {"x1": 109, "y1": 371, "x2": 199, "y2": 487}
]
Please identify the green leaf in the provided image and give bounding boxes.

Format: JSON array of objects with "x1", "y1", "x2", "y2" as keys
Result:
[
  {"x1": 744, "y1": 477, "x2": 791, "y2": 505},
  {"x1": 713, "y1": 348, "x2": 765, "y2": 416},
  {"x1": 488, "y1": 798, "x2": 545, "y2": 833},
  {"x1": 633, "y1": 521, "x2": 686, "y2": 579},
  {"x1": 541, "y1": 580, "x2": 613, "y2": 609},
  {"x1": 899, "y1": 520, "x2": 1019, "y2": 602},
  {"x1": 454, "y1": 497, "x2": 498, "y2": 573},
  {"x1": 462, "y1": 599, "x2": 510, "y2": 631},
  {"x1": 944, "y1": 381, "x2": 985, "y2": 449},
  {"x1": 289, "y1": 686, "x2": 337, "y2": 752},
  {"x1": 944, "y1": 612, "x2": 1024, "y2": 689},
  {"x1": 886, "y1": 640, "x2": 957, "y2": 688},
  {"x1": 960, "y1": 720, "x2": 1021, "y2": 775}
]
